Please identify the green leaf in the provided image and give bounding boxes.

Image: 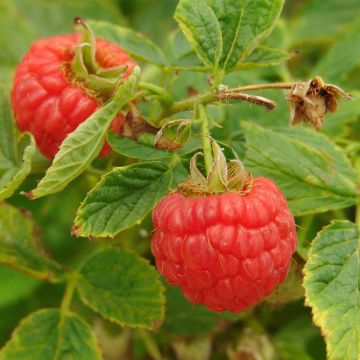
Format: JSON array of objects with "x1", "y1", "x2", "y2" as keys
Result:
[
  {"x1": 0, "y1": 203, "x2": 62, "y2": 281},
  {"x1": 0, "y1": 91, "x2": 16, "y2": 162},
  {"x1": 0, "y1": 309, "x2": 102, "y2": 360},
  {"x1": 312, "y1": 16, "x2": 360, "y2": 83},
  {"x1": 0, "y1": 266, "x2": 40, "y2": 308},
  {"x1": 28, "y1": 67, "x2": 140, "y2": 200},
  {"x1": 90, "y1": 20, "x2": 167, "y2": 66},
  {"x1": 174, "y1": 0, "x2": 223, "y2": 69},
  {"x1": 243, "y1": 122, "x2": 359, "y2": 216},
  {"x1": 209, "y1": 0, "x2": 285, "y2": 71},
  {"x1": 108, "y1": 132, "x2": 172, "y2": 161},
  {"x1": 303, "y1": 221, "x2": 360, "y2": 360},
  {"x1": 0, "y1": 90, "x2": 35, "y2": 200},
  {"x1": 322, "y1": 90, "x2": 360, "y2": 136},
  {"x1": 274, "y1": 317, "x2": 326, "y2": 360},
  {"x1": 74, "y1": 161, "x2": 172, "y2": 237},
  {"x1": 77, "y1": 248, "x2": 165, "y2": 329},
  {"x1": 0, "y1": 2, "x2": 35, "y2": 66},
  {"x1": 161, "y1": 282, "x2": 225, "y2": 336},
  {"x1": 234, "y1": 45, "x2": 291, "y2": 70},
  {"x1": 291, "y1": 0, "x2": 360, "y2": 43},
  {"x1": 0, "y1": 134, "x2": 35, "y2": 201},
  {"x1": 164, "y1": 30, "x2": 206, "y2": 71}
]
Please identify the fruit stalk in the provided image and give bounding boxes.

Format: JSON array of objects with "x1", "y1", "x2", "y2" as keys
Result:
[{"x1": 198, "y1": 104, "x2": 213, "y2": 175}]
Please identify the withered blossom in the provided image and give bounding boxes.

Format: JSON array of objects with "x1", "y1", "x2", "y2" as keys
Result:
[{"x1": 288, "y1": 76, "x2": 351, "y2": 130}]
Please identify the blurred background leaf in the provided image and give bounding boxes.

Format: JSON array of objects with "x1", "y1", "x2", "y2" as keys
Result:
[{"x1": 0, "y1": 1, "x2": 359, "y2": 359}]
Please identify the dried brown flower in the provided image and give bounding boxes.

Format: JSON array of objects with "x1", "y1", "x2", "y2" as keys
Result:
[{"x1": 288, "y1": 76, "x2": 351, "y2": 130}]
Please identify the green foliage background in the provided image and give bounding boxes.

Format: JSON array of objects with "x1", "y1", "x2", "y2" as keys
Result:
[{"x1": 0, "y1": 0, "x2": 359, "y2": 359}]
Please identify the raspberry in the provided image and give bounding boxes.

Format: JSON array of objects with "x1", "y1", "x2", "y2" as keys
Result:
[
  {"x1": 11, "y1": 34, "x2": 136, "y2": 159},
  {"x1": 151, "y1": 177, "x2": 297, "y2": 312}
]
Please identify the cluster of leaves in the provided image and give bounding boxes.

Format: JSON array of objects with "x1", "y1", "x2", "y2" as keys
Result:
[{"x1": 0, "y1": 0, "x2": 359, "y2": 359}]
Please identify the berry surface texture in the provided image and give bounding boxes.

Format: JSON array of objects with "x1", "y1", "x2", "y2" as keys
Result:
[
  {"x1": 11, "y1": 34, "x2": 135, "y2": 159},
  {"x1": 152, "y1": 177, "x2": 297, "y2": 312}
]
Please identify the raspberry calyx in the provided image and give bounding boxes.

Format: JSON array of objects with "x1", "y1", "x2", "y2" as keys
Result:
[
  {"x1": 69, "y1": 18, "x2": 129, "y2": 99},
  {"x1": 179, "y1": 140, "x2": 251, "y2": 197},
  {"x1": 151, "y1": 142, "x2": 297, "y2": 312}
]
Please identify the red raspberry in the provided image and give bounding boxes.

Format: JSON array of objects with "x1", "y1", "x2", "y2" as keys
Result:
[
  {"x1": 151, "y1": 177, "x2": 297, "y2": 312},
  {"x1": 11, "y1": 34, "x2": 136, "y2": 159}
]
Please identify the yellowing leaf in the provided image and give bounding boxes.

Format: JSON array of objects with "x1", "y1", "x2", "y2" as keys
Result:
[
  {"x1": 304, "y1": 221, "x2": 360, "y2": 360},
  {"x1": 0, "y1": 309, "x2": 102, "y2": 360}
]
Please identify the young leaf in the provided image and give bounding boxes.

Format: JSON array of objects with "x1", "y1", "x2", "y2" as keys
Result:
[
  {"x1": 89, "y1": 20, "x2": 167, "y2": 66},
  {"x1": 28, "y1": 67, "x2": 140, "y2": 200},
  {"x1": 243, "y1": 122, "x2": 359, "y2": 216},
  {"x1": 77, "y1": 248, "x2": 165, "y2": 330},
  {"x1": 108, "y1": 132, "x2": 172, "y2": 161},
  {"x1": 210, "y1": 0, "x2": 285, "y2": 71},
  {"x1": 303, "y1": 221, "x2": 360, "y2": 360},
  {"x1": 0, "y1": 203, "x2": 62, "y2": 281},
  {"x1": 74, "y1": 162, "x2": 172, "y2": 238},
  {"x1": 174, "y1": 0, "x2": 223, "y2": 69},
  {"x1": 0, "y1": 90, "x2": 35, "y2": 200},
  {"x1": 0, "y1": 309, "x2": 102, "y2": 360}
]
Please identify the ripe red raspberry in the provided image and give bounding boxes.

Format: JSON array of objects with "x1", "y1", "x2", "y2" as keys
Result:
[
  {"x1": 152, "y1": 177, "x2": 297, "y2": 312},
  {"x1": 11, "y1": 34, "x2": 136, "y2": 159}
]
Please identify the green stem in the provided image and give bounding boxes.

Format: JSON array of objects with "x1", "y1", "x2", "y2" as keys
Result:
[
  {"x1": 198, "y1": 104, "x2": 213, "y2": 175},
  {"x1": 157, "y1": 91, "x2": 214, "y2": 121},
  {"x1": 138, "y1": 81, "x2": 173, "y2": 106},
  {"x1": 60, "y1": 272, "x2": 78, "y2": 315},
  {"x1": 356, "y1": 204, "x2": 360, "y2": 229},
  {"x1": 3, "y1": 264, "x2": 63, "y2": 283},
  {"x1": 223, "y1": 82, "x2": 295, "y2": 93},
  {"x1": 137, "y1": 329, "x2": 163, "y2": 360}
]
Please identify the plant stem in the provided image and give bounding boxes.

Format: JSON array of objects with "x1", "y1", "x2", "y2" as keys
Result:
[
  {"x1": 137, "y1": 329, "x2": 164, "y2": 360},
  {"x1": 223, "y1": 82, "x2": 295, "y2": 93},
  {"x1": 60, "y1": 272, "x2": 78, "y2": 315},
  {"x1": 356, "y1": 204, "x2": 360, "y2": 229},
  {"x1": 158, "y1": 91, "x2": 214, "y2": 120},
  {"x1": 138, "y1": 81, "x2": 173, "y2": 106},
  {"x1": 6, "y1": 264, "x2": 63, "y2": 283},
  {"x1": 198, "y1": 105, "x2": 213, "y2": 175},
  {"x1": 155, "y1": 81, "x2": 297, "y2": 123}
]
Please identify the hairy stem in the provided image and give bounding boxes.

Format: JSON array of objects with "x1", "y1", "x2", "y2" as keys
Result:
[
  {"x1": 158, "y1": 91, "x2": 214, "y2": 120},
  {"x1": 223, "y1": 82, "x2": 295, "y2": 93},
  {"x1": 156, "y1": 82, "x2": 292, "y2": 121},
  {"x1": 198, "y1": 105, "x2": 213, "y2": 175}
]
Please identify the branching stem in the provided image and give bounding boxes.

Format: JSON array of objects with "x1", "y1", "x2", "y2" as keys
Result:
[
  {"x1": 156, "y1": 82, "x2": 297, "y2": 122},
  {"x1": 60, "y1": 272, "x2": 78, "y2": 315}
]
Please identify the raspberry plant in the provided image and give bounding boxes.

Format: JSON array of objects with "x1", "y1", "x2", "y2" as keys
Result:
[{"x1": 0, "y1": 0, "x2": 359, "y2": 359}]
